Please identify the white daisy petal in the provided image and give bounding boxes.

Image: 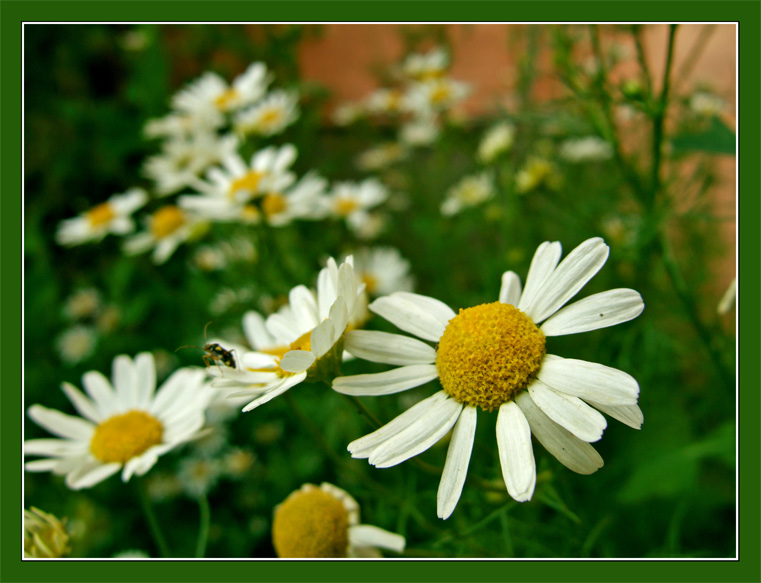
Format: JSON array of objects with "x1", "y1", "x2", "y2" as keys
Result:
[
  {"x1": 348, "y1": 524, "x2": 406, "y2": 553},
  {"x1": 499, "y1": 271, "x2": 522, "y2": 306},
  {"x1": 328, "y1": 296, "x2": 350, "y2": 339},
  {"x1": 66, "y1": 461, "x2": 122, "y2": 490},
  {"x1": 344, "y1": 330, "x2": 436, "y2": 365},
  {"x1": 24, "y1": 438, "x2": 88, "y2": 457},
  {"x1": 369, "y1": 295, "x2": 447, "y2": 342},
  {"x1": 241, "y1": 374, "x2": 305, "y2": 412},
  {"x1": 536, "y1": 354, "x2": 639, "y2": 406},
  {"x1": 528, "y1": 380, "x2": 607, "y2": 442},
  {"x1": 60, "y1": 382, "x2": 100, "y2": 423},
  {"x1": 25, "y1": 459, "x2": 68, "y2": 472},
  {"x1": 243, "y1": 311, "x2": 275, "y2": 350},
  {"x1": 266, "y1": 313, "x2": 303, "y2": 344},
  {"x1": 349, "y1": 391, "x2": 449, "y2": 458},
  {"x1": 279, "y1": 350, "x2": 316, "y2": 373},
  {"x1": 391, "y1": 292, "x2": 456, "y2": 328},
  {"x1": 113, "y1": 354, "x2": 138, "y2": 410},
  {"x1": 586, "y1": 400, "x2": 644, "y2": 430},
  {"x1": 81, "y1": 371, "x2": 118, "y2": 417},
  {"x1": 516, "y1": 392, "x2": 604, "y2": 474},
  {"x1": 525, "y1": 237, "x2": 609, "y2": 324},
  {"x1": 27, "y1": 405, "x2": 95, "y2": 440},
  {"x1": 240, "y1": 351, "x2": 280, "y2": 369},
  {"x1": 333, "y1": 365, "x2": 439, "y2": 396},
  {"x1": 289, "y1": 285, "x2": 319, "y2": 330},
  {"x1": 134, "y1": 352, "x2": 157, "y2": 408},
  {"x1": 310, "y1": 319, "x2": 337, "y2": 359},
  {"x1": 368, "y1": 396, "x2": 463, "y2": 468},
  {"x1": 540, "y1": 289, "x2": 645, "y2": 336},
  {"x1": 518, "y1": 241, "x2": 562, "y2": 311},
  {"x1": 496, "y1": 401, "x2": 536, "y2": 502},
  {"x1": 437, "y1": 405, "x2": 477, "y2": 519}
]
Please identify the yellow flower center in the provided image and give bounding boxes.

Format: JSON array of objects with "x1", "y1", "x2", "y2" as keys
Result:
[
  {"x1": 361, "y1": 273, "x2": 378, "y2": 295},
  {"x1": 436, "y1": 302, "x2": 546, "y2": 412},
  {"x1": 86, "y1": 203, "x2": 116, "y2": 227},
  {"x1": 430, "y1": 83, "x2": 452, "y2": 105},
  {"x1": 150, "y1": 206, "x2": 186, "y2": 239},
  {"x1": 89, "y1": 410, "x2": 163, "y2": 464},
  {"x1": 272, "y1": 489, "x2": 349, "y2": 558},
  {"x1": 262, "y1": 193, "x2": 287, "y2": 217},
  {"x1": 241, "y1": 204, "x2": 261, "y2": 222},
  {"x1": 260, "y1": 107, "x2": 283, "y2": 126},
  {"x1": 257, "y1": 331, "x2": 313, "y2": 377},
  {"x1": 214, "y1": 88, "x2": 239, "y2": 111},
  {"x1": 229, "y1": 171, "x2": 264, "y2": 199},
  {"x1": 335, "y1": 198, "x2": 359, "y2": 216}
]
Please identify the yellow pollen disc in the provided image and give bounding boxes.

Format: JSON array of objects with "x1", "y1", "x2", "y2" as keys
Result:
[
  {"x1": 85, "y1": 203, "x2": 116, "y2": 227},
  {"x1": 335, "y1": 198, "x2": 359, "y2": 216},
  {"x1": 241, "y1": 204, "x2": 260, "y2": 222},
  {"x1": 272, "y1": 489, "x2": 349, "y2": 558},
  {"x1": 260, "y1": 108, "x2": 283, "y2": 126},
  {"x1": 436, "y1": 301, "x2": 546, "y2": 412},
  {"x1": 90, "y1": 410, "x2": 163, "y2": 464},
  {"x1": 229, "y1": 171, "x2": 264, "y2": 199},
  {"x1": 214, "y1": 88, "x2": 239, "y2": 111},
  {"x1": 431, "y1": 84, "x2": 452, "y2": 105},
  {"x1": 150, "y1": 206, "x2": 186, "y2": 239},
  {"x1": 262, "y1": 193, "x2": 287, "y2": 217},
  {"x1": 361, "y1": 273, "x2": 378, "y2": 295},
  {"x1": 256, "y1": 331, "x2": 313, "y2": 377}
]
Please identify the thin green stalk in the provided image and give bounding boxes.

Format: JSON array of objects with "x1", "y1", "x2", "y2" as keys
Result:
[
  {"x1": 195, "y1": 494, "x2": 211, "y2": 558},
  {"x1": 136, "y1": 480, "x2": 172, "y2": 558},
  {"x1": 631, "y1": 25, "x2": 654, "y2": 98},
  {"x1": 340, "y1": 393, "x2": 383, "y2": 429}
]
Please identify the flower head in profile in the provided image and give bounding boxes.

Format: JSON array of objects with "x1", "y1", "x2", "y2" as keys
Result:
[
  {"x1": 333, "y1": 238, "x2": 644, "y2": 519},
  {"x1": 441, "y1": 172, "x2": 496, "y2": 216},
  {"x1": 515, "y1": 157, "x2": 560, "y2": 194},
  {"x1": 345, "y1": 246, "x2": 414, "y2": 297},
  {"x1": 401, "y1": 47, "x2": 450, "y2": 82},
  {"x1": 24, "y1": 353, "x2": 212, "y2": 489},
  {"x1": 478, "y1": 121, "x2": 516, "y2": 164},
  {"x1": 559, "y1": 136, "x2": 613, "y2": 164},
  {"x1": 210, "y1": 257, "x2": 365, "y2": 412},
  {"x1": 272, "y1": 482, "x2": 405, "y2": 558},
  {"x1": 123, "y1": 205, "x2": 206, "y2": 264},
  {"x1": 24, "y1": 507, "x2": 71, "y2": 558},
  {"x1": 234, "y1": 89, "x2": 300, "y2": 136},
  {"x1": 55, "y1": 188, "x2": 148, "y2": 247},
  {"x1": 327, "y1": 179, "x2": 389, "y2": 234}
]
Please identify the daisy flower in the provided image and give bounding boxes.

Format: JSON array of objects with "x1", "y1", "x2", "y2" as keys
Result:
[
  {"x1": 55, "y1": 325, "x2": 98, "y2": 365},
  {"x1": 327, "y1": 179, "x2": 389, "y2": 234},
  {"x1": 332, "y1": 102, "x2": 365, "y2": 126},
  {"x1": 55, "y1": 188, "x2": 148, "y2": 247},
  {"x1": 345, "y1": 247, "x2": 414, "y2": 297},
  {"x1": 558, "y1": 136, "x2": 613, "y2": 163},
  {"x1": 440, "y1": 172, "x2": 496, "y2": 216},
  {"x1": 122, "y1": 205, "x2": 205, "y2": 264},
  {"x1": 365, "y1": 88, "x2": 406, "y2": 115},
  {"x1": 172, "y1": 63, "x2": 272, "y2": 117},
  {"x1": 24, "y1": 353, "x2": 212, "y2": 490},
  {"x1": 398, "y1": 112, "x2": 441, "y2": 147},
  {"x1": 689, "y1": 90, "x2": 725, "y2": 118},
  {"x1": 209, "y1": 257, "x2": 365, "y2": 412},
  {"x1": 333, "y1": 238, "x2": 644, "y2": 519},
  {"x1": 142, "y1": 131, "x2": 239, "y2": 196},
  {"x1": 356, "y1": 142, "x2": 408, "y2": 171},
  {"x1": 272, "y1": 482, "x2": 405, "y2": 558},
  {"x1": 404, "y1": 77, "x2": 470, "y2": 113},
  {"x1": 515, "y1": 157, "x2": 560, "y2": 194},
  {"x1": 143, "y1": 111, "x2": 223, "y2": 139},
  {"x1": 477, "y1": 121, "x2": 516, "y2": 164},
  {"x1": 234, "y1": 89, "x2": 300, "y2": 136},
  {"x1": 401, "y1": 47, "x2": 450, "y2": 82}
]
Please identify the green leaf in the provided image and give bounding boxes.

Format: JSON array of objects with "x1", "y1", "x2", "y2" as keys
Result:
[{"x1": 670, "y1": 117, "x2": 736, "y2": 156}]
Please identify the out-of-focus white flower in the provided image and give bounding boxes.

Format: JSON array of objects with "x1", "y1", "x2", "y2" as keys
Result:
[
  {"x1": 365, "y1": 88, "x2": 406, "y2": 115},
  {"x1": 177, "y1": 455, "x2": 223, "y2": 498},
  {"x1": 221, "y1": 447, "x2": 256, "y2": 478},
  {"x1": 399, "y1": 113, "x2": 440, "y2": 146},
  {"x1": 441, "y1": 172, "x2": 496, "y2": 216},
  {"x1": 272, "y1": 482, "x2": 405, "y2": 558},
  {"x1": 24, "y1": 353, "x2": 213, "y2": 489},
  {"x1": 123, "y1": 205, "x2": 205, "y2": 264},
  {"x1": 404, "y1": 78, "x2": 470, "y2": 114},
  {"x1": 689, "y1": 91, "x2": 725, "y2": 118},
  {"x1": 344, "y1": 247, "x2": 414, "y2": 297},
  {"x1": 478, "y1": 122, "x2": 516, "y2": 164},
  {"x1": 515, "y1": 157, "x2": 560, "y2": 194},
  {"x1": 401, "y1": 47, "x2": 450, "y2": 81},
  {"x1": 172, "y1": 63, "x2": 272, "y2": 118},
  {"x1": 352, "y1": 212, "x2": 387, "y2": 241},
  {"x1": 327, "y1": 179, "x2": 389, "y2": 234},
  {"x1": 56, "y1": 189, "x2": 148, "y2": 247},
  {"x1": 559, "y1": 136, "x2": 613, "y2": 163},
  {"x1": 143, "y1": 132, "x2": 239, "y2": 196},
  {"x1": 356, "y1": 142, "x2": 407, "y2": 171},
  {"x1": 332, "y1": 102, "x2": 365, "y2": 126},
  {"x1": 56, "y1": 325, "x2": 98, "y2": 365},
  {"x1": 234, "y1": 89, "x2": 299, "y2": 136},
  {"x1": 143, "y1": 112, "x2": 223, "y2": 139},
  {"x1": 717, "y1": 277, "x2": 736, "y2": 315},
  {"x1": 63, "y1": 288, "x2": 102, "y2": 321},
  {"x1": 112, "y1": 549, "x2": 150, "y2": 559}
]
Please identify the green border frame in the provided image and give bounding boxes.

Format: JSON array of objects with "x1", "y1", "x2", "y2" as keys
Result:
[{"x1": 4, "y1": 1, "x2": 759, "y2": 582}]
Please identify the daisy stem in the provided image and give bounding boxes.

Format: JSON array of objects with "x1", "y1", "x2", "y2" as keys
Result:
[
  {"x1": 136, "y1": 480, "x2": 172, "y2": 558},
  {"x1": 286, "y1": 390, "x2": 348, "y2": 467},
  {"x1": 339, "y1": 393, "x2": 383, "y2": 429},
  {"x1": 195, "y1": 493, "x2": 211, "y2": 558}
]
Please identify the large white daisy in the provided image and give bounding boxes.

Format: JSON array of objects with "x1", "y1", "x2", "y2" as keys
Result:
[
  {"x1": 24, "y1": 353, "x2": 213, "y2": 490},
  {"x1": 333, "y1": 237, "x2": 644, "y2": 519},
  {"x1": 210, "y1": 257, "x2": 365, "y2": 412}
]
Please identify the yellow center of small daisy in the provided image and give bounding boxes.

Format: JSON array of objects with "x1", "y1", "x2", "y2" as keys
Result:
[
  {"x1": 361, "y1": 273, "x2": 378, "y2": 295},
  {"x1": 214, "y1": 88, "x2": 239, "y2": 111},
  {"x1": 430, "y1": 84, "x2": 452, "y2": 105},
  {"x1": 258, "y1": 331, "x2": 313, "y2": 377},
  {"x1": 229, "y1": 171, "x2": 264, "y2": 199},
  {"x1": 335, "y1": 198, "x2": 359, "y2": 216},
  {"x1": 150, "y1": 206, "x2": 186, "y2": 239},
  {"x1": 262, "y1": 193, "x2": 287, "y2": 217},
  {"x1": 86, "y1": 203, "x2": 116, "y2": 227},
  {"x1": 272, "y1": 489, "x2": 349, "y2": 558},
  {"x1": 436, "y1": 302, "x2": 546, "y2": 412},
  {"x1": 89, "y1": 410, "x2": 163, "y2": 464},
  {"x1": 260, "y1": 107, "x2": 283, "y2": 126}
]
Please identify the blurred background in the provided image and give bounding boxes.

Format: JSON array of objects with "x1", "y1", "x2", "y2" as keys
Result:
[{"x1": 24, "y1": 24, "x2": 736, "y2": 559}]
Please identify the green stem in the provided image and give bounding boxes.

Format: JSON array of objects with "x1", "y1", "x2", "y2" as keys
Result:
[
  {"x1": 286, "y1": 390, "x2": 348, "y2": 467},
  {"x1": 632, "y1": 25, "x2": 654, "y2": 97},
  {"x1": 195, "y1": 494, "x2": 211, "y2": 558},
  {"x1": 340, "y1": 393, "x2": 383, "y2": 429},
  {"x1": 136, "y1": 480, "x2": 171, "y2": 558}
]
